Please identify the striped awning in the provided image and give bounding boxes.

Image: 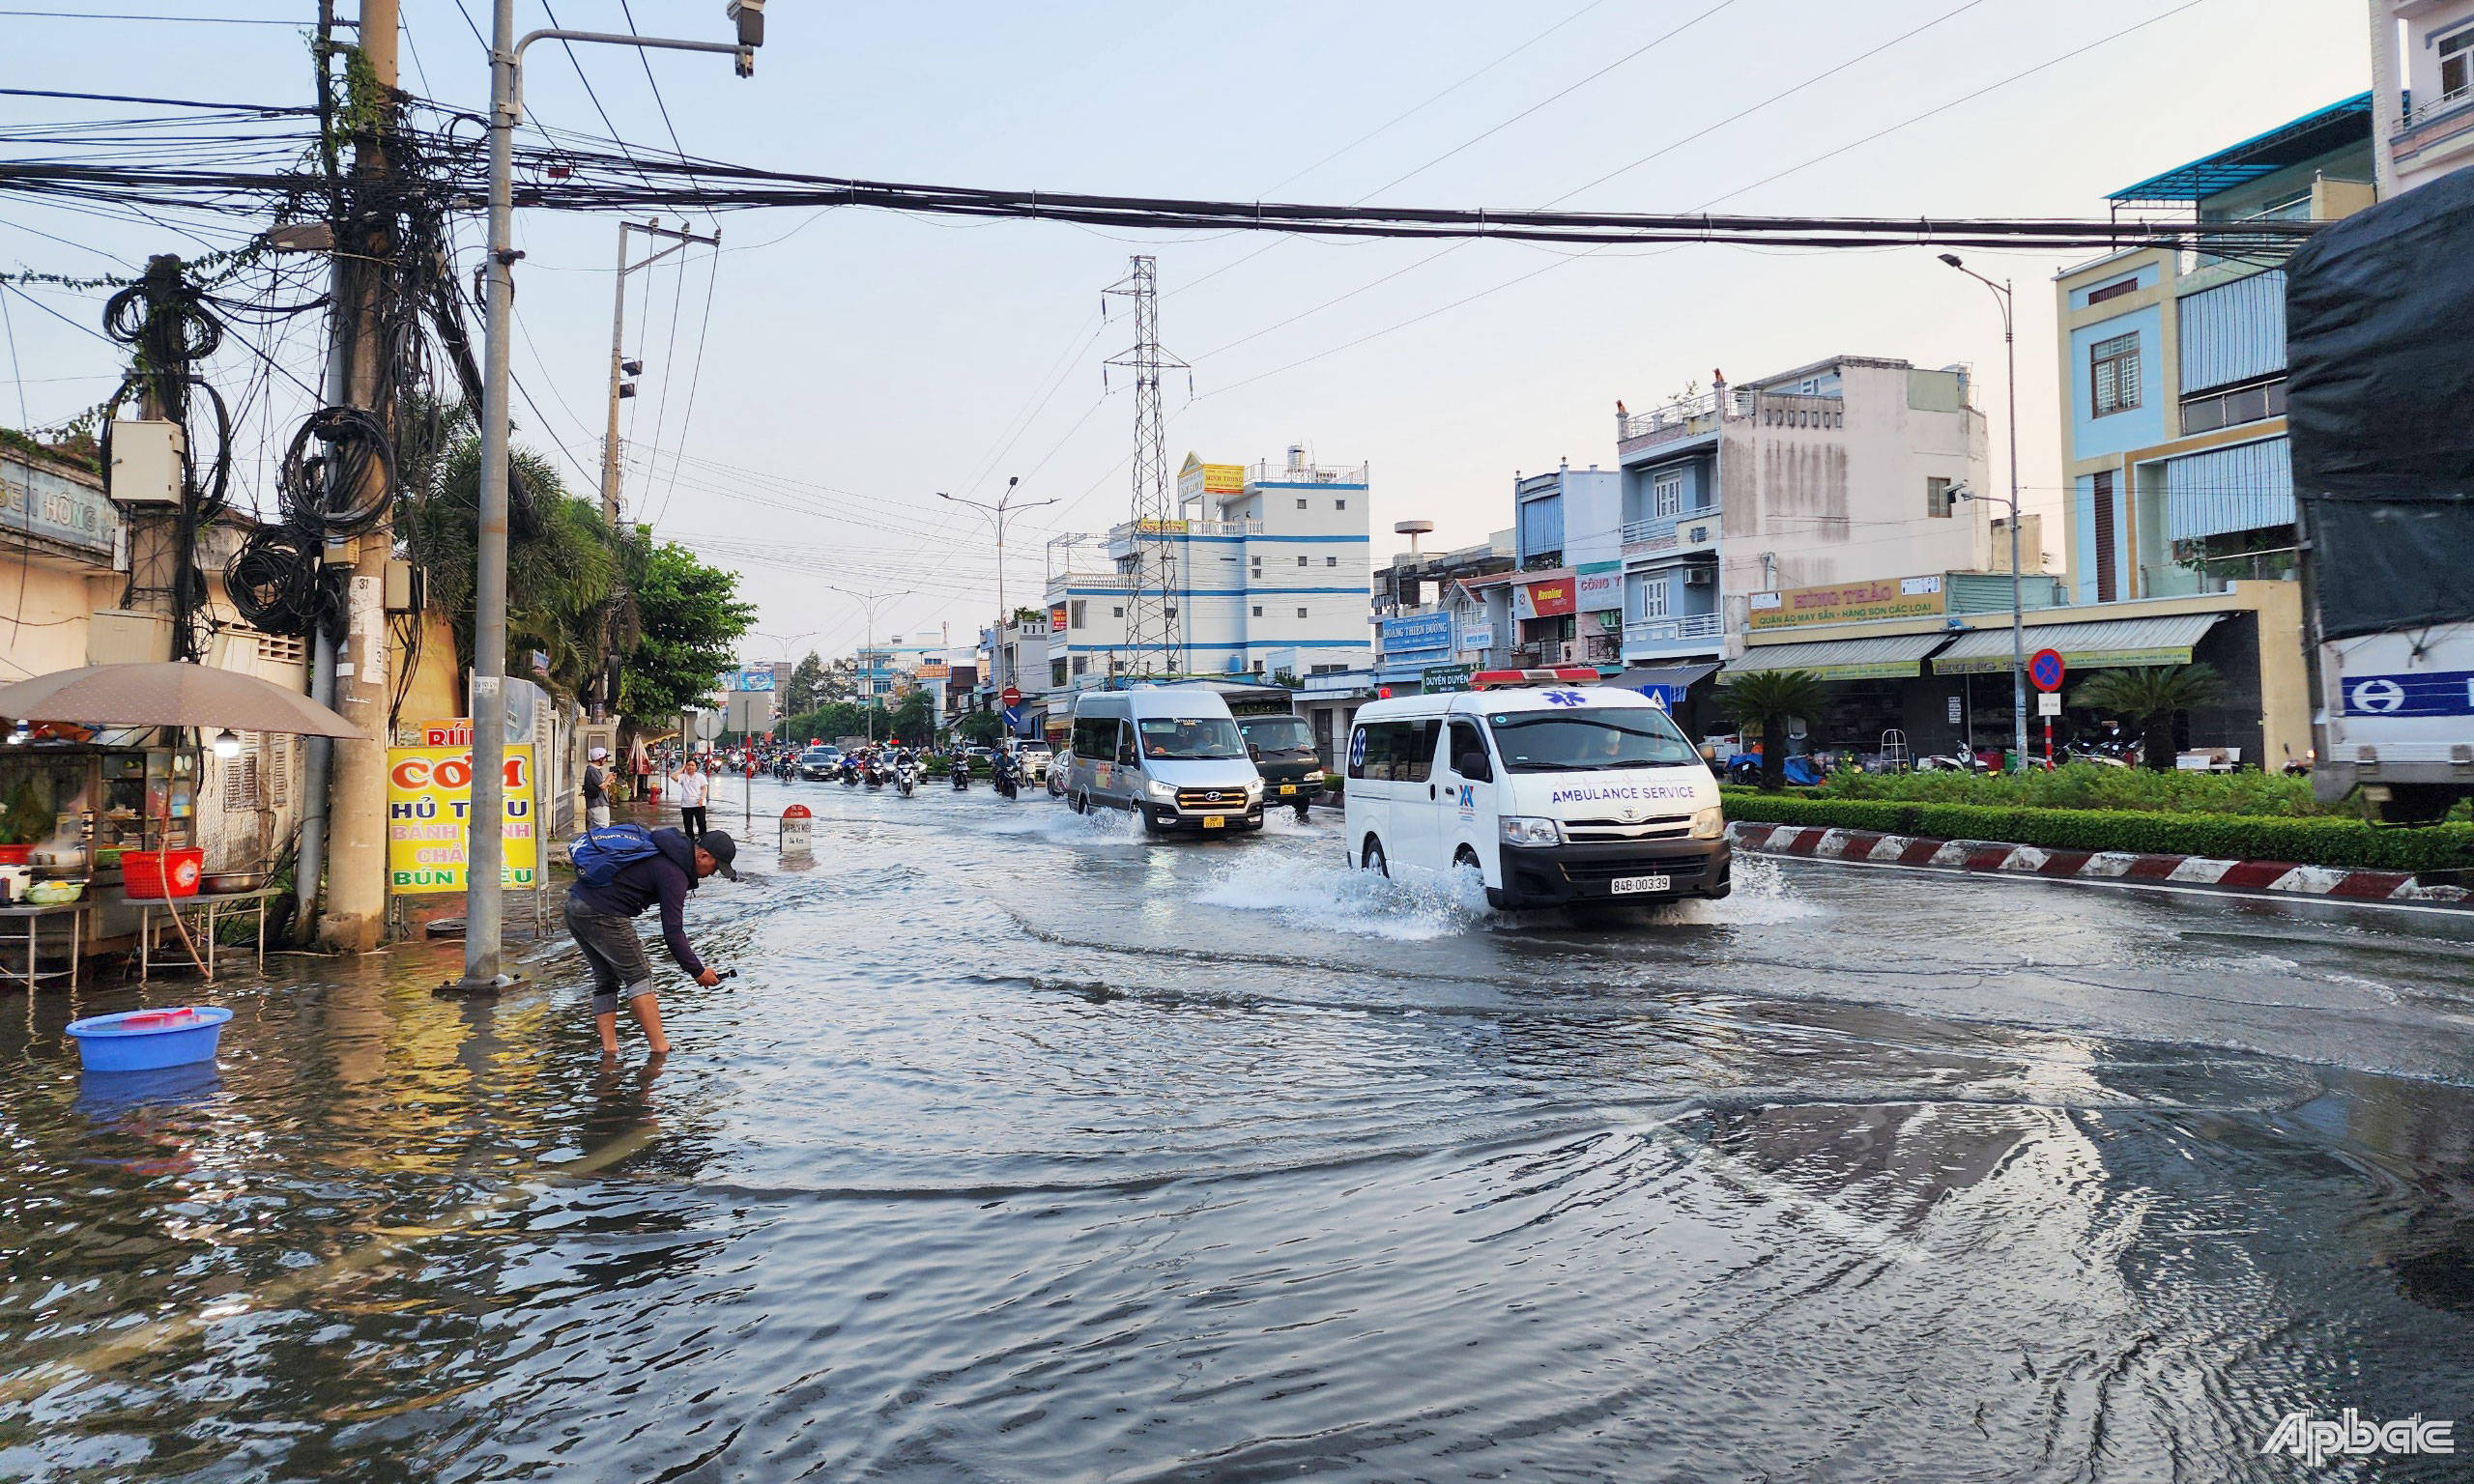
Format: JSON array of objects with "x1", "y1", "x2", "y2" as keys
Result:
[
  {"x1": 1932, "y1": 613, "x2": 2224, "y2": 675},
  {"x1": 1724, "y1": 633, "x2": 1949, "y2": 682}
]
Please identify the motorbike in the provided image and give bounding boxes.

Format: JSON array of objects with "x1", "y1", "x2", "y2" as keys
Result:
[
  {"x1": 896, "y1": 759, "x2": 918, "y2": 797},
  {"x1": 1914, "y1": 749, "x2": 1990, "y2": 773},
  {"x1": 951, "y1": 757, "x2": 971, "y2": 791},
  {"x1": 840, "y1": 760, "x2": 859, "y2": 787},
  {"x1": 863, "y1": 761, "x2": 885, "y2": 789},
  {"x1": 992, "y1": 757, "x2": 1020, "y2": 800}
]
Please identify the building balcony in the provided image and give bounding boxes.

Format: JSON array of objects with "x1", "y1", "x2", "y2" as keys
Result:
[
  {"x1": 1616, "y1": 392, "x2": 1719, "y2": 453},
  {"x1": 2395, "y1": 86, "x2": 2474, "y2": 165},
  {"x1": 1246, "y1": 459, "x2": 1367, "y2": 487},
  {"x1": 1621, "y1": 613, "x2": 1723, "y2": 657},
  {"x1": 1106, "y1": 518, "x2": 1262, "y2": 557},
  {"x1": 1621, "y1": 507, "x2": 1721, "y2": 557}
]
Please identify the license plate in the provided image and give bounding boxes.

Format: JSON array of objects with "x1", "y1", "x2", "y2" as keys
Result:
[
  {"x1": 1280, "y1": 784, "x2": 1297, "y2": 795},
  {"x1": 1609, "y1": 873, "x2": 1670, "y2": 895},
  {"x1": 1202, "y1": 814, "x2": 1226, "y2": 829}
]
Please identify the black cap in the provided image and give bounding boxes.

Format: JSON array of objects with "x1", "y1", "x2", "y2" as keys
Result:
[{"x1": 698, "y1": 831, "x2": 740, "y2": 880}]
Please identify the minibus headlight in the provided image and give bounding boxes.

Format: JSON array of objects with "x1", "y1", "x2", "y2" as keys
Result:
[
  {"x1": 1691, "y1": 805, "x2": 1726, "y2": 840},
  {"x1": 1499, "y1": 815, "x2": 1563, "y2": 847},
  {"x1": 1147, "y1": 778, "x2": 1176, "y2": 802},
  {"x1": 1245, "y1": 778, "x2": 1263, "y2": 799}
]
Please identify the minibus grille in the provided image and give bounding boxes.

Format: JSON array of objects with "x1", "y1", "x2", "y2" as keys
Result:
[
  {"x1": 1176, "y1": 788, "x2": 1247, "y2": 812},
  {"x1": 1563, "y1": 815, "x2": 1692, "y2": 842}
]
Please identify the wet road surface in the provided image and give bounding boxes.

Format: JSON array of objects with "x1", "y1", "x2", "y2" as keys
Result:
[{"x1": 3, "y1": 779, "x2": 2473, "y2": 1481}]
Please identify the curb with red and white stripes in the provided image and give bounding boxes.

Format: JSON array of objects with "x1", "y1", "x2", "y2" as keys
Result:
[{"x1": 1727, "y1": 820, "x2": 2473, "y2": 906}]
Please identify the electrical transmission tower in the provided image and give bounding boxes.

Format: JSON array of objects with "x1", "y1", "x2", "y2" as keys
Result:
[{"x1": 1104, "y1": 256, "x2": 1187, "y2": 677}]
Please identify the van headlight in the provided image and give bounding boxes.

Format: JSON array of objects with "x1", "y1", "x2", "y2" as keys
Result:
[
  {"x1": 1691, "y1": 805, "x2": 1726, "y2": 840},
  {"x1": 1245, "y1": 778, "x2": 1263, "y2": 800},
  {"x1": 1147, "y1": 778, "x2": 1176, "y2": 802},
  {"x1": 1499, "y1": 815, "x2": 1563, "y2": 847}
]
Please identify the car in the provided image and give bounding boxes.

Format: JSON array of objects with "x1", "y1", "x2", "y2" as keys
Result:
[
  {"x1": 1344, "y1": 681, "x2": 1728, "y2": 909},
  {"x1": 1235, "y1": 713, "x2": 1326, "y2": 819},
  {"x1": 1063, "y1": 686, "x2": 1264, "y2": 834},
  {"x1": 1048, "y1": 746, "x2": 1073, "y2": 796},
  {"x1": 1013, "y1": 741, "x2": 1053, "y2": 783},
  {"x1": 797, "y1": 746, "x2": 841, "y2": 781}
]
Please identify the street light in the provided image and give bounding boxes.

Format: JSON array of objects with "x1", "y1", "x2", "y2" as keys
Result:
[
  {"x1": 938, "y1": 475, "x2": 1056, "y2": 639},
  {"x1": 1939, "y1": 252, "x2": 2029, "y2": 775},
  {"x1": 825, "y1": 586, "x2": 911, "y2": 744},
  {"x1": 456, "y1": 0, "x2": 760, "y2": 996}
]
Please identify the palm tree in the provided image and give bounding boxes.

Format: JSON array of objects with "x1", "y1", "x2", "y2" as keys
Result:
[
  {"x1": 1719, "y1": 669, "x2": 1832, "y2": 791},
  {"x1": 2069, "y1": 663, "x2": 2225, "y2": 771}
]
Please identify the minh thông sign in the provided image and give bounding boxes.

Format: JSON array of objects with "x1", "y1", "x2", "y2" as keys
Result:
[{"x1": 1747, "y1": 574, "x2": 1945, "y2": 630}]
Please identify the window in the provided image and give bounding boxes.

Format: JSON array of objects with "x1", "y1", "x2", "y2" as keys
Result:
[
  {"x1": 1251, "y1": 659, "x2": 1264, "y2": 673},
  {"x1": 1110, "y1": 606, "x2": 1124, "y2": 618},
  {"x1": 1483, "y1": 707, "x2": 1698, "y2": 772},
  {"x1": 2448, "y1": 29, "x2": 2473, "y2": 100},
  {"x1": 1348, "y1": 719, "x2": 1439, "y2": 783},
  {"x1": 1136, "y1": 716, "x2": 1246, "y2": 760},
  {"x1": 1071, "y1": 655, "x2": 1088, "y2": 676},
  {"x1": 1296, "y1": 607, "x2": 1309, "y2": 619},
  {"x1": 2180, "y1": 378, "x2": 2287, "y2": 435},
  {"x1": 1654, "y1": 471, "x2": 1683, "y2": 518},
  {"x1": 1446, "y1": 720, "x2": 1491, "y2": 782},
  {"x1": 1073, "y1": 716, "x2": 1117, "y2": 757},
  {"x1": 1069, "y1": 600, "x2": 1086, "y2": 629},
  {"x1": 1298, "y1": 555, "x2": 1309, "y2": 567},
  {"x1": 1326, "y1": 556, "x2": 1338, "y2": 567},
  {"x1": 2092, "y1": 469, "x2": 2118, "y2": 603},
  {"x1": 1251, "y1": 605, "x2": 1264, "y2": 617},
  {"x1": 1927, "y1": 476, "x2": 1954, "y2": 519},
  {"x1": 1335, "y1": 499, "x2": 1346, "y2": 510},
  {"x1": 2091, "y1": 331, "x2": 2141, "y2": 416},
  {"x1": 1050, "y1": 660, "x2": 1068, "y2": 687},
  {"x1": 1639, "y1": 579, "x2": 1669, "y2": 619},
  {"x1": 1296, "y1": 498, "x2": 1309, "y2": 510},
  {"x1": 2086, "y1": 276, "x2": 2138, "y2": 305}
]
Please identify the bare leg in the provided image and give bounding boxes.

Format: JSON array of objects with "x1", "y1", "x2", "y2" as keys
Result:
[
  {"x1": 628, "y1": 991, "x2": 671, "y2": 1056},
  {"x1": 596, "y1": 1009, "x2": 621, "y2": 1057}
]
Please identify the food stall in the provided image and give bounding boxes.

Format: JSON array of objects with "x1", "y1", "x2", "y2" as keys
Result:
[{"x1": 0, "y1": 722, "x2": 201, "y2": 959}]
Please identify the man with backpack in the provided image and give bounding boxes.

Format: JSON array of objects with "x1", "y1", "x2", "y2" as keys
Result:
[{"x1": 566, "y1": 821, "x2": 739, "y2": 1058}]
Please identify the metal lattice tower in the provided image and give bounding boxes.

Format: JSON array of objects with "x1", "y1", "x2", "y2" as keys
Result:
[{"x1": 1105, "y1": 256, "x2": 1187, "y2": 677}]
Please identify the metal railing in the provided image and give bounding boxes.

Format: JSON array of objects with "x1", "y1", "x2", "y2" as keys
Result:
[
  {"x1": 2403, "y1": 85, "x2": 2474, "y2": 132},
  {"x1": 1616, "y1": 391, "x2": 1718, "y2": 445},
  {"x1": 1246, "y1": 460, "x2": 1368, "y2": 486},
  {"x1": 1620, "y1": 507, "x2": 1720, "y2": 549},
  {"x1": 1106, "y1": 517, "x2": 1264, "y2": 542},
  {"x1": 1622, "y1": 614, "x2": 1723, "y2": 645}
]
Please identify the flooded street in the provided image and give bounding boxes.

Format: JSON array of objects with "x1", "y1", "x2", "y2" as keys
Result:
[{"x1": 6, "y1": 779, "x2": 2474, "y2": 1481}]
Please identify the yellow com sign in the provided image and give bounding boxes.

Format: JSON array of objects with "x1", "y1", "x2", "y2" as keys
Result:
[{"x1": 386, "y1": 743, "x2": 538, "y2": 893}]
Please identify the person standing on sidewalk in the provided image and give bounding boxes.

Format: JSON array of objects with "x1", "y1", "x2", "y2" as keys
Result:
[
  {"x1": 565, "y1": 825, "x2": 739, "y2": 1059},
  {"x1": 671, "y1": 756, "x2": 710, "y2": 841},
  {"x1": 583, "y1": 746, "x2": 612, "y2": 829}
]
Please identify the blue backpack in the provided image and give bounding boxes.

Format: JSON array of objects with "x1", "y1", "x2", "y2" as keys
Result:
[{"x1": 570, "y1": 822, "x2": 663, "y2": 886}]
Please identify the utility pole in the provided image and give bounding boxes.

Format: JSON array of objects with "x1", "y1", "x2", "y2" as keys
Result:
[
  {"x1": 599, "y1": 218, "x2": 719, "y2": 525},
  {"x1": 317, "y1": 0, "x2": 399, "y2": 953},
  {"x1": 1104, "y1": 257, "x2": 1187, "y2": 677},
  {"x1": 938, "y1": 474, "x2": 1053, "y2": 644},
  {"x1": 1939, "y1": 254, "x2": 2029, "y2": 775},
  {"x1": 453, "y1": 3, "x2": 761, "y2": 993},
  {"x1": 827, "y1": 586, "x2": 908, "y2": 745}
]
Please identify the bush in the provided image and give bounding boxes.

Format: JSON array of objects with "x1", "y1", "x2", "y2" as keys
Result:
[
  {"x1": 1721, "y1": 788, "x2": 2474, "y2": 873},
  {"x1": 1810, "y1": 765, "x2": 2353, "y2": 817}
]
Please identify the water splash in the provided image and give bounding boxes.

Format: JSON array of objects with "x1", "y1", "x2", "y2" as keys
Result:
[
  {"x1": 1655, "y1": 853, "x2": 1827, "y2": 927},
  {"x1": 1194, "y1": 852, "x2": 1496, "y2": 941}
]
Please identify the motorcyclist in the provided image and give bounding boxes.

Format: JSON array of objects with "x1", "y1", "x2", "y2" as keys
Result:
[{"x1": 950, "y1": 751, "x2": 971, "y2": 789}]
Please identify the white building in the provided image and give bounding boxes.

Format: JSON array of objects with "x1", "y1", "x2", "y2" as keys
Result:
[
  {"x1": 1039, "y1": 446, "x2": 1371, "y2": 701},
  {"x1": 2370, "y1": 0, "x2": 2474, "y2": 194}
]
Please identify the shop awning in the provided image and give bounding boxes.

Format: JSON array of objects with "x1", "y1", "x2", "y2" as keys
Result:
[
  {"x1": 1932, "y1": 613, "x2": 2224, "y2": 675},
  {"x1": 1609, "y1": 662, "x2": 1719, "y2": 692},
  {"x1": 1724, "y1": 634, "x2": 1948, "y2": 682}
]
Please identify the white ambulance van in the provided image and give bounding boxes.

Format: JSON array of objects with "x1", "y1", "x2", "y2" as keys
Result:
[{"x1": 1343, "y1": 678, "x2": 1728, "y2": 908}]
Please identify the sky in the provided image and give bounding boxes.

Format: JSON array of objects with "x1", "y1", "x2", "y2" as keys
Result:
[{"x1": 1, "y1": 0, "x2": 2373, "y2": 670}]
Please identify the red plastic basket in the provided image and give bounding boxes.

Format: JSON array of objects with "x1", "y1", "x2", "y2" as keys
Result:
[{"x1": 122, "y1": 847, "x2": 204, "y2": 899}]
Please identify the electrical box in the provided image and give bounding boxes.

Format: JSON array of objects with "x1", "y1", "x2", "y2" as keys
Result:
[
  {"x1": 108, "y1": 419, "x2": 185, "y2": 505},
  {"x1": 88, "y1": 609, "x2": 173, "y2": 666},
  {"x1": 384, "y1": 558, "x2": 418, "y2": 613}
]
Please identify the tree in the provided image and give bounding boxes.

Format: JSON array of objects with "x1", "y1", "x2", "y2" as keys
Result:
[
  {"x1": 1718, "y1": 670, "x2": 1832, "y2": 791},
  {"x1": 885, "y1": 690, "x2": 936, "y2": 745},
  {"x1": 958, "y1": 709, "x2": 1004, "y2": 746},
  {"x1": 623, "y1": 542, "x2": 755, "y2": 723},
  {"x1": 2070, "y1": 664, "x2": 2224, "y2": 771},
  {"x1": 785, "y1": 651, "x2": 824, "y2": 715}
]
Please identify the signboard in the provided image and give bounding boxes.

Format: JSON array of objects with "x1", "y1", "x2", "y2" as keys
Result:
[
  {"x1": 1050, "y1": 604, "x2": 1068, "y2": 634},
  {"x1": 1379, "y1": 611, "x2": 1453, "y2": 657},
  {"x1": 386, "y1": 742, "x2": 537, "y2": 893},
  {"x1": 1176, "y1": 452, "x2": 1247, "y2": 500},
  {"x1": 780, "y1": 803, "x2": 813, "y2": 859},
  {"x1": 1575, "y1": 562, "x2": 1624, "y2": 612},
  {"x1": 2037, "y1": 691, "x2": 2063, "y2": 717},
  {"x1": 0, "y1": 455, "x2": 118, "y2": 557},
  {"x1": 1746, "y1": 575, "x2": 1947, "y2": 631},
  {"x1": 1002, "y1": 705, "x2": 1023, "y2": 731},
  {"x1": 2340, "y1": 669, "x2": 2474, "y2": 717},
  {"x1": 726, "y1": 669, "x2": 777, "y2": 692},
  {"x1": 2029, "y1": 648, "x2": 2066, "y2": 692},
  {"x1": 1421, "y1": 663, "x2": 1476, "y2": 693},
  {"x1": 1459, "y1": 625, "x2": 1493, "y2": 653},
  {"x1": 1947, "y1": 696, "x2": 1964, "y2": 725},
  {"x1": 1636, "y1": 684, "x2": 1688, "y2": 710},
  {"x1": 915, "y1": 663, "x2": 950, "y2": 681},
  {"x1": 1000, "y1": 685, "x2": 1022, "y2": 708},
  {"x1": 1510, "y1": 577, "x2": 1576, "y2": 620}
]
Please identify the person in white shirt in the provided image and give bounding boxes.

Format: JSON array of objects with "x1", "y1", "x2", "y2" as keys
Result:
[{"x1": 670, "y1": 758, "x2": 711, "y2": 840}]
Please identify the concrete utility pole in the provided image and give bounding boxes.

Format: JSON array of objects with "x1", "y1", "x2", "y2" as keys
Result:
[
  {"x1": 938, "y1": 475, "x2": 1052, "y2": 646},
  {"x1": 317, "y1": 0, "x2": 399, "y2": 953},
  {"x1": 1940, "y1": 254, "x2": 2029, "y2": 775},
  {"x1": 598, "y1": 218, "x2": 719, "y2": 525},
  {"x1": 454, "y1": 2, "x2": 760, "y2": 993}
]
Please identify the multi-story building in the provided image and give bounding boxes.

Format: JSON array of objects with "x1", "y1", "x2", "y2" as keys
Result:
[
  {"x1": 1609, "y1": 356, "x2": 1999, "y2": 671},
  {"x1": 1038, "y1": 446, "x2": 1371, "y2": 700},
  {"x1": 2055, "y1": 96, "x2": 2374, "y2": 605},
  {"x1": 1367, "y1": 524, "x2": 1515, "y2": 689},
  {"x1": 2370, "y1": 0, "x2": 2474, "y2": 194}
]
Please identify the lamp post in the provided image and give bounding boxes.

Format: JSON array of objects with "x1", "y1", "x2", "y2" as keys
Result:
[
  {"x1": 1939, "y1": 253, "x2": 2028, "y2": 776},
  {"x1": 826, "y1": 587, "x2": 910, "y2": 744},
  {"x1": 454, "y1": 0, "x2": 761, "y2": 995},
  {"x1": 938, "y1": 476, "x2": 1055, "y2": 650}
]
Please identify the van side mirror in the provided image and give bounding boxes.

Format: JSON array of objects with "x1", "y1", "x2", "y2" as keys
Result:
[{"x1": 1456, "y1": 752, "x2": 1491, "y2": 782}]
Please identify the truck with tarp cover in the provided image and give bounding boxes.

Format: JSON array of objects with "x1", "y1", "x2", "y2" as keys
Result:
[{"x1": 2286, "y1": 164, "x2": 2474, "y2": 822}]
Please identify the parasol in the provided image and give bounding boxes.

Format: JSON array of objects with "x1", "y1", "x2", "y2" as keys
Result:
[{"x1": 0, "y1": 663, "x2": 363, "y2": 739}]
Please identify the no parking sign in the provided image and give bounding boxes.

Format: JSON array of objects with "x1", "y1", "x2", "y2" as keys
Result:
[{"x1": 2029, "y1": 648, "x2": 2065, "y2": 693}]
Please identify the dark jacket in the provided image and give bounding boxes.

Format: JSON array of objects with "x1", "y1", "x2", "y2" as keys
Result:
[
  {"x1": 582, "y1": 763, "x2": 607, "y2": 804},
  {"x1": 567, "y1": 827, "x2": 705, "y2": 976}
]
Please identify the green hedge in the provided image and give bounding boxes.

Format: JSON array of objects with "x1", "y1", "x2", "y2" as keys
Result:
[{"x1": 1721, "y1": 788, "x2": 2474, "y2": 873}]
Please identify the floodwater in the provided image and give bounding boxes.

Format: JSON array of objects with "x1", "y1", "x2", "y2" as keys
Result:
[{"x1": 4, "y1": 778, "x2": 2474, "y2": 1481}]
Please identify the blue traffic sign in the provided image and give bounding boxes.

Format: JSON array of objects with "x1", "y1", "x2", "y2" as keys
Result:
[
  {"x1": 2029, "y1": 648, "x2": 2065, "y2": 693},
  {"x1": 1002, "y1": 704, "x2": 1023, "y2": 731}
]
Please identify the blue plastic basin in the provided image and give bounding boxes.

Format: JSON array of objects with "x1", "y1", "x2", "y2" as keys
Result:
[{"x1": 65, "y1": 1006, "x2": 231, "y2": 1071}]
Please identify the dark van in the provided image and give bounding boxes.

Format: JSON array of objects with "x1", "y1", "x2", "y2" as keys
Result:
[{"x1": 1236, "y1": 713, "x2": 1326, "y2": 820}]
